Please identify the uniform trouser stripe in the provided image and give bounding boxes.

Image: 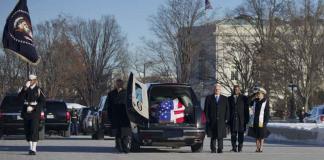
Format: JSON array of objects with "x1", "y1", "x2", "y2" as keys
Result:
[{"x1": 24, "y1": 118, "x2": 39, "y2": 142}]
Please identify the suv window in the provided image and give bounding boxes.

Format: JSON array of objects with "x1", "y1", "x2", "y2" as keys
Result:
[
  {"x1": 320, "y1": 108, "x2": 324, "y2": 114},
  {"x1": 309, "y1": 108, "x2": 317, "y2": 116},
  {"x1": 97, "y1": 96, "x2": 108, "y2": 111},
  {"x1": 149, "y1": 85, "x2": 199, "y2": 107},
  {"x1": 46, "y1": 101, "x2": 67, "y2": 112},
  {"x1": 0, "y1": 95, "x2": 24, "y2": 112},
  {"x1": 81, "y1": 108, "x2": 90, "y2": 117},
  {"x1": 148, "y1": 85, "x2": 198, "y2": 125},
  {"x1": 103, "y1": 98, "x2": 109, "y2": 111},
  {"x1": 136, "y1": 84, "x2": 143, "y2": 104}
]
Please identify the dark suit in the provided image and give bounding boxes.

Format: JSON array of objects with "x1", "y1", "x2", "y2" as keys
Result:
[
  {"x1": 228, "y1": 94, "x2": 249, "y2": 151},
  {"x1": 204, "y1": 94, "x2": 229, "y2": 152},
  {"x1": 107, "y1": 89, "x2": 131, "y2": 152}
]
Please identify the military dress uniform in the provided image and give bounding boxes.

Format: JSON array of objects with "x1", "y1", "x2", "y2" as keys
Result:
[{"x1": 18, "y1": 75, "x2": 45, "y2": 155}]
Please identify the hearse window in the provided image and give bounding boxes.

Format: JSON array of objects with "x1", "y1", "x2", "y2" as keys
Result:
[{"x1": 135, "y1": 84, "x2": 143, "y2": 103}]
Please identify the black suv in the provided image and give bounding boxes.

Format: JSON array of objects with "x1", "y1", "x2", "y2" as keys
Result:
[
  {"x1": 126, "y1": 73, "x2": 206, "y2": 152},
  {"x1": 0, "y1": 94, "x2": 45, "y2": 139},
  {"x1": 92, "y1": 96, "x2": 112, "y2": 140},
  {"x1": 78, "y1": 107, "x2": 90, "y2": 135},
  {"x1": 45, "y1": 100, "x2": 71, "y2": 137}
]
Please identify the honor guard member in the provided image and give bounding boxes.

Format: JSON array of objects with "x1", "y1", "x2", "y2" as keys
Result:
[{"x1": 19, "y1": 74, "x2": 45, "y2": 155}]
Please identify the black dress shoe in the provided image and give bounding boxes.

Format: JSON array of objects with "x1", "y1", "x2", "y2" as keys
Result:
[
  {"x1": 122, "y1": 146, "x2": 130, "y2": 154},
  {"x1": 115, "y1": 147, "x2": 123, "y2": 153},
  {"x1": 238, "y1": 147, "x2": 242, "y2": 152},
  {"x1": 115, "y1": 144, "x2": 123, "y2": 152},
  {"x1": 211, "y1": 150, "x2": 216, "y2": 153},
  {"x1": 217, "y1": 149, "x2": 223, "y2": 153},
  {"x1": 31, "y1": 151, "x2": 36, "y2": 155},
  {"x1": 231, "y1": 148, "x2": 237, "y2": 152}
]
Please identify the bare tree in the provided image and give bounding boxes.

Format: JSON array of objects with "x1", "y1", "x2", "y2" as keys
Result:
[
  {"x1": 216, "y1": 20, "x2": 257, "y2": 94},
  {"x1": 129, "y1": 47, "x2": 152, "y2": 81},
  {"x1": 0, "y1": 36, "x2": 27, "y2": 98},
  {"x1": 69, "y1": 15, "x2": 128, "y2": 106},
  {"x1": 1, "y1": 15, "x2": 130, "y2": 106},
  {"x1": 148, "y1": 0, "x2": 207, "y2": 83},
  {"x1": 226, "y1": 0, "x2": 324, "y2": 114},
  {"x1": 34, "y1": 16, "x2": 81, "y2": 100},
  {"x1": 132, "y1": 41, "x2": 176, "y2": 82},
  {"x1": 215, "y1": 0, "x2": 287, "y2": 96},
  {"x1": 145, "y1": 41, "x2": 177, "y2": 82},
  {"x1": 235, "y1": 0, "x2": 287, "y2": 89},
  {"x1": 0, "y1": 52, "x2": 26, "y2": 97},
  {"x1": 274, "y1": 0, "x2": 324, "y2": 112}
]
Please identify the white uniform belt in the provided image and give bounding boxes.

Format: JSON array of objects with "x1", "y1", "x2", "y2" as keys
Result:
[{"x1": 24, "y1": 101, "x2": 38, "y2": 105}]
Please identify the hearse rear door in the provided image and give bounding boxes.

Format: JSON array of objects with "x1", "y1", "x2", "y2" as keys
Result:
[{"x1": 126, "y1": 73, "x2": 149, "y2": 125}]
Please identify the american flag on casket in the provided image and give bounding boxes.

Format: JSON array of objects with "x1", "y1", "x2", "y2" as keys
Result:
[{"x1": 159, "y1": 98, "x2": 185, "y2": 123}]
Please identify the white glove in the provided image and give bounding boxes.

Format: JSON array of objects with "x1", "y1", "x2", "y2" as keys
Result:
[
  {"x1": 27, "y1": 106, "x2": 34, "y2": 113},
  {"x1": 25, "y1": 81, "x2": 31, "y2": 88}
]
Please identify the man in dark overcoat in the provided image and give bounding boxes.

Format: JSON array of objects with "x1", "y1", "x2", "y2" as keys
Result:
[
  {"x1": 108, "y1": 79, "x2": 131, "y2": 153},
  {"x1": 204, "y1": 83, "x2": 229, "y2": 153},
  {"x1": 228, "y1": 85, "x2": 249, "y2": 152},
  {"x1": 19, "y1": 74, "x2": 45, "y2": 155}
]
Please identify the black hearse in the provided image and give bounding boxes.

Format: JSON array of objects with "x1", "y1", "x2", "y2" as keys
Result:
[{"x1": 126, "y1": 73, "x2": 206, "y2": 152}]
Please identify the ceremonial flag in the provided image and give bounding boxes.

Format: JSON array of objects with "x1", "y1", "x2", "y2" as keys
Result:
[
  {"x1": 2, "y1": 0, "x2": 40, "y2": 65},
  {"x1": 205, "y1": 0, "x2": 213, "y2": 10},
  {"x1": 171, "y1": 98, "x2": 185, "y2": 123},
  {"x1": 159, "y1": 98, "x2": 185, "y2": 123}
]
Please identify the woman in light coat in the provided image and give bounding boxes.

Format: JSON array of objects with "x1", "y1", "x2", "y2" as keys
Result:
[{"x1": 248, "y1": 88, "x2": 270, "y2": 152}]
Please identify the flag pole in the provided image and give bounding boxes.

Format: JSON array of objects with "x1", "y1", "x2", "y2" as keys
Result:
[{"x1": 27, "y1": 63, "x2": 30, "y2": 78}]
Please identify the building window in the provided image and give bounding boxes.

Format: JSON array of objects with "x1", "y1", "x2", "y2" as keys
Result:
[
  {"x1": 199, "y1": 50, "x2": 208, "y2": 80},
  {"x1": 231, "y1": 70, "x2": 238, "y2": 81}
]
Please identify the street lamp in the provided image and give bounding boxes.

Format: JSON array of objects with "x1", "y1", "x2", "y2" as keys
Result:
[
  {"x1": 199, "y1": 81, "x2": 204, "y2": 97},
  {"x1": 288, "y1": 81, "x2": 298, "y2": 120},
  {"x1": 199, "y1": 81, "x2": 205, "y2": 110}
]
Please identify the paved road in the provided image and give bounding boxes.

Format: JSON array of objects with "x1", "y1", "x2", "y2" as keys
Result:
[{"x1": 1, "y1": 135, "x2": 323, "y2": 160}]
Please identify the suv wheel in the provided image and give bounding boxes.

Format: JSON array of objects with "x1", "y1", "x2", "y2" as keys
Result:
[
  {"x1": 92, "y1": 130, "x2": 105, "y2": 140},
  {"x1": 91, "y1": 133, "x2": 97, "y2": 139},
  {"x1": 0, "y1": 130, "x2": 4, "y2": 140},
  {"x1": 96, "y1": 129, "x2": 105, "y2": 140},
  {"x1": 191, "y1": 142, "x2": 203, "y2": 153},
  {"x1": 92, "y1": 120, "x2": 105, "y2": 140},
  {"x1": 63, "y1": 128, "x2": 71, "y2": 137}
]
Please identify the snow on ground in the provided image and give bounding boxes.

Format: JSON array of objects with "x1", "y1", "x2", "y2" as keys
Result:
[
  {"x1": 66, "y1": 103, "x2": 87, "y2": 109},
  {"x1": 267, "y1": 123, "x2": 324, "y2": 145},
  {"x1": 268, "y1": 123, "x2": 324, "y2": 130}
]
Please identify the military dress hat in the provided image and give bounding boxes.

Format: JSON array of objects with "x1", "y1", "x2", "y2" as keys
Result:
[
  {"x1": 257, "y1": 87, "x2": 267, "y2": 95},
  {"x1": 29, "y1": 74, "x2": 37, "y2": 80}
]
